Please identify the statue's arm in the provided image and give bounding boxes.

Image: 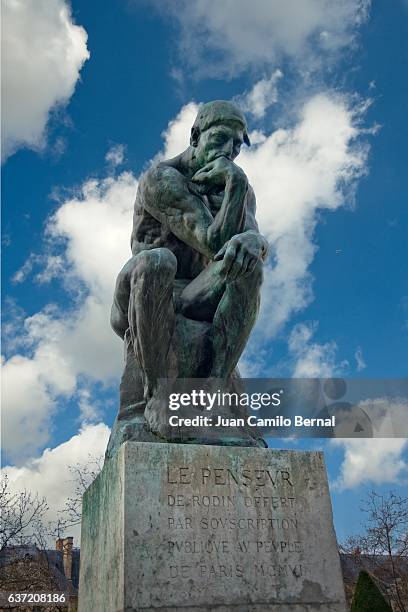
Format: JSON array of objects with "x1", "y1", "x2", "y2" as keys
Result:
[
  {"x1": 239, "y1": 184, "x2": 269, "y2": 262},
  {"x1": 141, "y1": 163, "x2": 247, "y2": 258}
]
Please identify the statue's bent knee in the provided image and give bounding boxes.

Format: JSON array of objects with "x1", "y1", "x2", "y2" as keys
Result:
[{"x1": 131, "y1": 248, "x2": 177, "y2": 284}]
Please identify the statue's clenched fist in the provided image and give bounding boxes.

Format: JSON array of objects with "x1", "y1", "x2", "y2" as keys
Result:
[{"x1": 191, "y1": 156, "x2": 248, "y2": 195}]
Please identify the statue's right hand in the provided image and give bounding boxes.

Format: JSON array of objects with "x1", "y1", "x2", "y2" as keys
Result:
[{"x1": 191, "y1": 156, "x2": 247, "y2": 194}]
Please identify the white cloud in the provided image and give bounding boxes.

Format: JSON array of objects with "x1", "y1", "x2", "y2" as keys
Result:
[
  {"x1": 12, "y1": 254, "x2": 39, "y2": 284},
  {"x1": 13, "y1": 254, "x2": 65, "y2": 285},
  {"x1": 47, "y1": 173, "x2": 137, "y2": 299},
  {"x1": 1, "y1": 0, "x2": 89, "y2": 160},
  {"x1": 2, "y1": 423, "x2": 110, "y2": 544},
  {"x1": 2, "y1": 352, "x2": 70, "y2": 461},
  {"x1": 147, "y1": 0, "x2": 370, "y2": 77},
  {"x1": 2, "y1": 173, "x2": 137, "y2": 461},
  {"x1": 333, "y1": 439, "x2": 408, "y2": 490},
  {"x1": 78, "y1": 388, "x2": 101, "y2": 422},
  {"x1": 288, "y1": 321, "x2": 348, "y2": 377},
  {"x1": 354, "y1": 346, "x2": 366, "y2": 371},
  {"x1": 332, "y1": 397, "x2": 408, "y2": 489},
  {"x1": 35, "y1": 255, "x2": 65, "y2": 284},
  {"x1": 238, "y1": 70, "x2": 283, "y2": 119},
  {"x1": 160, "y1": 102, "x2": 199, "y2": 159},
  {"x1": 105, "y1": 144, "x2": 126, "y2": 167}
]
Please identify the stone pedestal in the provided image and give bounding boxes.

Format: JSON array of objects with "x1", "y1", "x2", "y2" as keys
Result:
[{"x1": 78, "y1": 442, "x2": 347, "y2": 612}]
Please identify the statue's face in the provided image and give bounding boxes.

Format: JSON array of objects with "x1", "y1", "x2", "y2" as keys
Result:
[{"x1": 194, "y1": 123, "x2": 244, "y2": 168}]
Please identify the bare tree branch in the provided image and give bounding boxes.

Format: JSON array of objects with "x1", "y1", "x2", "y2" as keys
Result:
[
  {"x1": 0, "y1": 474, "x2": 49, "y2": 550},
  {"x1": 57, "y1": 454, "x2": 103, "y2": 529}
]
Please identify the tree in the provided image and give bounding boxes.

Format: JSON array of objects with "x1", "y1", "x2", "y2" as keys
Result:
[
  {"x1": 342, "y1": 490, "x2": 408, "y2": 612},
  {"x1": 0, "y1": 474, "x2": 49, "y2": 550},
  {"x1": 58, "y1": 454, "x2": 103, "y2": 529},
  {"x1": 1, "y1": 454, "x2": 103, "y2": 550},
  {"x1": 351, "y1": 570, "x2": 392, "y2": 611}
]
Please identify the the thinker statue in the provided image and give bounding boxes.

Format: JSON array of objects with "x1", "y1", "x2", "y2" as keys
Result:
[{"x1": 106, "y1": 101, "x2": 269, "y2": 458}]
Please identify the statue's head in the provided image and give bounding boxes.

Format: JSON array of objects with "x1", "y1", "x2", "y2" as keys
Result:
[{"x1": 190, "y1": 100, "x2": 250, "y2": 167}]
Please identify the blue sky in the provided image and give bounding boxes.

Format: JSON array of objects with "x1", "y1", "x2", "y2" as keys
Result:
[{"x1": 1, "y1": 0, "x2": 407, "y2": 544}]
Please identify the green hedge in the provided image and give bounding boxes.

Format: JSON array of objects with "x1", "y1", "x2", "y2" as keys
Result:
[{"x1": 351, "y1": 570, "x2": 392, "y2": 611}]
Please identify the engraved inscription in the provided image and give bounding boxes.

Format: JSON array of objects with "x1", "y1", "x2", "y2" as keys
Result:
[
  {"x1": 167, "y1": 466, "x2": 294, "y2": 488},
  {"x1": 168, "y1": 517, "x2": 193, "y2": 529},
  {"x1": 158, "y1": 460, "x2": 309, "y2": 589}
]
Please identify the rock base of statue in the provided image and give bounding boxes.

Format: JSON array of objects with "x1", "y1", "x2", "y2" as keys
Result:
[{"x1": 78, "y1": 442, "x2": 347, "y2": 612}]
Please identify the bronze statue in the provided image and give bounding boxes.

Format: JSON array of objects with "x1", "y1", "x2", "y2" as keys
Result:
[{"x1": 106, "y1": 101, "x2": 269, "y2": 457}]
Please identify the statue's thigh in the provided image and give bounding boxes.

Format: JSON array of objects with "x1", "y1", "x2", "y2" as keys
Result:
[{"x1": 179, "y1": 261, "x2": 226, "y2": 322}]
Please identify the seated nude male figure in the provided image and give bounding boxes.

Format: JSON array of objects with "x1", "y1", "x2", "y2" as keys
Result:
[{"x1": 111, "y1": 101, "x2": 269, "y2": 403}]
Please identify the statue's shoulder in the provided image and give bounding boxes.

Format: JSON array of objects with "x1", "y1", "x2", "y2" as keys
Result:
[
  {"x1": 140, "y1": 160, "x2": 163, "y2": 186},
  {"x1": 141, "y1": 158, "x2": 183, "y2": 187},
  {"x1": 141, "y1": 158, "x2": 188, "y2": 201}
]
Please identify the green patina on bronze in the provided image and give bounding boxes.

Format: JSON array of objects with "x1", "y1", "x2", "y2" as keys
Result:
[{"x1": 106, "y1": 101, "x2": 269, "y2": 459}]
